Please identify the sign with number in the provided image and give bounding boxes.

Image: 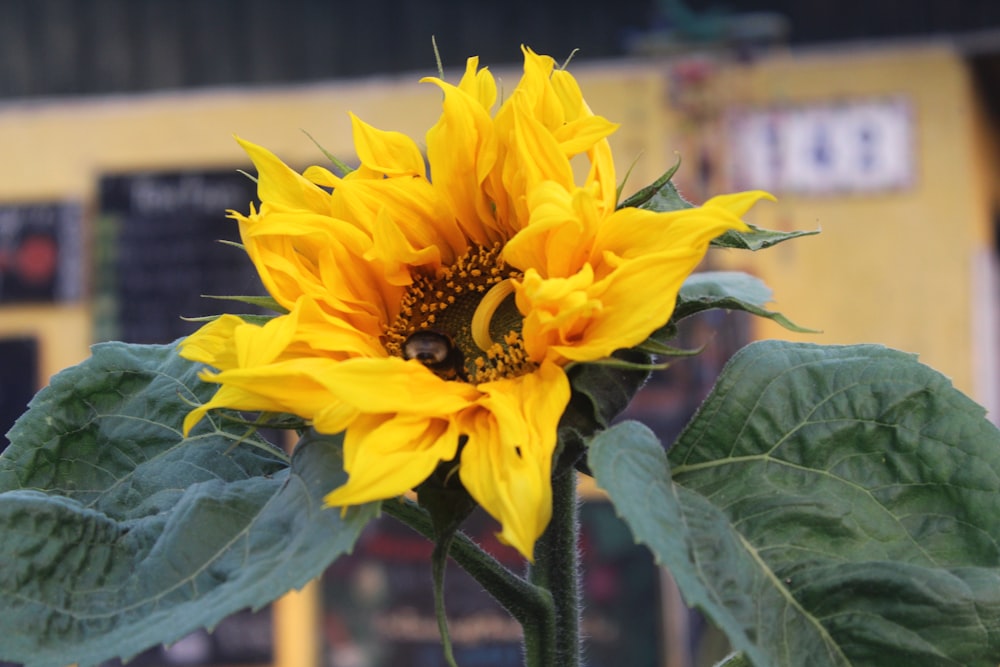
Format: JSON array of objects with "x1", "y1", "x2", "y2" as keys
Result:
[
  {"x1": 727, "y1": 98, "x2": 913, "y2": 194},
  {"x1": 0, "y1": 203, "x2": 82, "y2": 303}
]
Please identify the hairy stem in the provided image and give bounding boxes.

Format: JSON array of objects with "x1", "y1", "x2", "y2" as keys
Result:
[
  {"x1": 528, "y1": 469, "x2": 581, "y2": 667},
  {"x1": 382, "y1": 498, "x2": 555, "y2": 665}
]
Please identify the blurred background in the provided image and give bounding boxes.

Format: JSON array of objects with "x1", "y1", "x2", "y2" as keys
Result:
[{"x1": 1, "y1": 1, "x2": 999, "y2": 666}]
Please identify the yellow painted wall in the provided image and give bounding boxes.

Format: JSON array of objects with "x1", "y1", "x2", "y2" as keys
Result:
[{"x1": 701, "y1": 44, "x2": 994, "y2": 398}]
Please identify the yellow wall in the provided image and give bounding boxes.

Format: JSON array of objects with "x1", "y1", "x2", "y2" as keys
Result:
[{"x1": 703, "y1": 44, "x2": 994, "y2": 398}]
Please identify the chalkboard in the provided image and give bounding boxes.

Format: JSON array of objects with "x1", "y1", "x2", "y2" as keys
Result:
[
  {"x1": 95, "y1": 171, "x2": 264, "y2": 344},
  {"x1": 0, "y1": 202, "x2": 83, "y2": 303},
  {"x1": 0, "y1": 336, "x2": 38, "y2": 453},
  {"x1": 99, "y1": 607, "x2": 273, "y2": 667},
  {"x1": 320, "y1": 503, "x2": 662, "y2": 667}
]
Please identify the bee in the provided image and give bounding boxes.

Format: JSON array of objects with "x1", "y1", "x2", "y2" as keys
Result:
[{"x1": 403, "y1": 330, "x2": 467, "y2": 381}]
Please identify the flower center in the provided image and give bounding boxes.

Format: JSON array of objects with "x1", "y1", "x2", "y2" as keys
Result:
[{"x1": 384, "y1": 243, "x2": 535, "y2": 383}]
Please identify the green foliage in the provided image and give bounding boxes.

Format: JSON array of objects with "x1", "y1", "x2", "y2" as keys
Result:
[
  {"x1": 642, "y1": 270, "x2": 813, "y2": 356},
  {"x1": 589, "y1": 341, "x2": 1000, "y2": 667},
  {"x1": 0, "y1": 343, "x2": 379, "y2": 667},
  {"x1": 673, "y1": 270, "x2": 815, "y2": 332}
]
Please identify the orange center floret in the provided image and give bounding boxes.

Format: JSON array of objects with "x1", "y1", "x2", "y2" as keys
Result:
[{"x1": 383, "y1": 243, "x2": 536, "y2": 383}]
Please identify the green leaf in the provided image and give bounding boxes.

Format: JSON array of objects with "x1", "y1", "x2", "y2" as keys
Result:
[
  {"x1": 0, "y1": 342, "x2": 379, "y2": 667},
  {"x1": 669, "y1": 271, "x2": 817, "y2": 333},
  {"x1": 589, "y1": 341, "x2": 1000, "y2": 667},
  {"x1": 711, "y1": 222, "x2": 819, "y2": 250}
]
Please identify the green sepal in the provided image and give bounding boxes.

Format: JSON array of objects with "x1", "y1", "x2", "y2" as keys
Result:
[
  {"x1": 569, "y1": 357, "x2": 670, "y2": 372},
  {"x1": 589, "y1": 341, "x2": 1000, "y2": 667},
  {"x1": 618, "y1": 158, "x2": 685, "y2": 212},
  {"x1": 0, "y1": 343, "x2": 379, "y2": 667},
  {"x1": 182, "y1": 313, "x2": 279, "y2": 327},
  {"x1": 192, "y1": 409, "x2": 310, "y2": 433},
  {"x1": 635, "y1": 339, "x2": 706, "y2": 357},
  {"x1": 217, "y1": 239, "x2": 246, "y2": 251},
  {"x1": 200, "y1": 293, "x2": 289, "y2": 314},
  {"x1": 302, "y1": 129, "x2": 355, "y2": 176},
  {"x1": 556, "y1": 349, "x2": 652, "y2": 474},
  {"x1": 711, "y1": 222, "x2": 819, "y2": 251}
]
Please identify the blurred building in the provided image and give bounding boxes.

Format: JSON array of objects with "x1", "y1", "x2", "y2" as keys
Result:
[{"x1": 1, "y1": 2, "x2": 999, "y2": 667}]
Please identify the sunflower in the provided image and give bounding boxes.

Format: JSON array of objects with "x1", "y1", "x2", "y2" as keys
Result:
[{"x1": 180, "y1": 47, "x2": 772, "y2": 560}]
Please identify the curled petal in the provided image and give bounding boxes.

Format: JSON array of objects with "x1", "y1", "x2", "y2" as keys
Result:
[
  {"x1": 515, "y1": 266, "x2": 601, "y2": 363},
  {"x1": 504, "y1": 184, "x2": 600, "y2": 278}
]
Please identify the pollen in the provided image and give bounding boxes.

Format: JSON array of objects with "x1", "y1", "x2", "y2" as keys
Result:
[{"x1": 383, "y1": 243, "x2": 536, "y2": 383}]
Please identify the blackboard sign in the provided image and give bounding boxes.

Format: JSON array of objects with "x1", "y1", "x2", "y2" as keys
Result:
[
  {"x1": 95, "y1": 171, "x2": 264, "y2": 344},
  {"x1": 320, "y1": 503, "x2": 662, "y2": 667},
  {"x1": 0, "y1": 202, "x2": 83, "y2": 303},
  {"x1": 0, "y1": 336, "x2": 38, "y2": 453}
]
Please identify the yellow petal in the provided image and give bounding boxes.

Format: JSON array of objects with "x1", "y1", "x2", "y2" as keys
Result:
[
  {"x1": 705, "y1": 190, "x2": 777, "y2": 217},
  {"x1": 179, "y1": 314, "x2": 244, "y2": 368},
  {"x1": 457, "y1": 55, "x2": 497, "y2": 111},
  {"x1": 504, "y1": 183, "x2": 600, "y2": 279},
  {"x1": 289, "y1": 296, "x2": 387, "y2": 359},
  {"x1": 317, "y1": 357, "x2": 480, "y2": 415},
  {"x1": 552, "y1": 115, "x2": 619, "y2": 157},
  {"x1": 324, "y1": 414, "x2": 460, "y2": 506},
  {"x1": 350, "y1": 113, "x2": 427, "y2": 178},
  {"x1": 457, "y1": 361, "x2": 570, "y2": 560},
  {"x1": 182, "y1": 357, "x2": 348, "y2": 435},
  {"x1": 590, "y1": 201, "x2": 756, "y2": 280},
  {"x1": 549, "y1": 253, "x2": 697, "y2": 361},
  {"x1": 515, "y1": 266, "x2": 601, "y2": 363},
  {"x1": 423, "y1": 76, "x2": 502, "y2": 245},
  {"x1": 236, "y1": 137, "x2": 331, "y2": 214}
]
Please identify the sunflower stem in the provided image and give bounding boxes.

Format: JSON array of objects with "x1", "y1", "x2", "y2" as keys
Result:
[
  {"x1": 527, "y1": 468, "x2": 581, "y2": 667},
  {"x1": 382, "y1": 499, "x2": 556, "y2": 665},
  {"x1": 432, "y1": 534, "x2": 459, "y2": 667}
]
